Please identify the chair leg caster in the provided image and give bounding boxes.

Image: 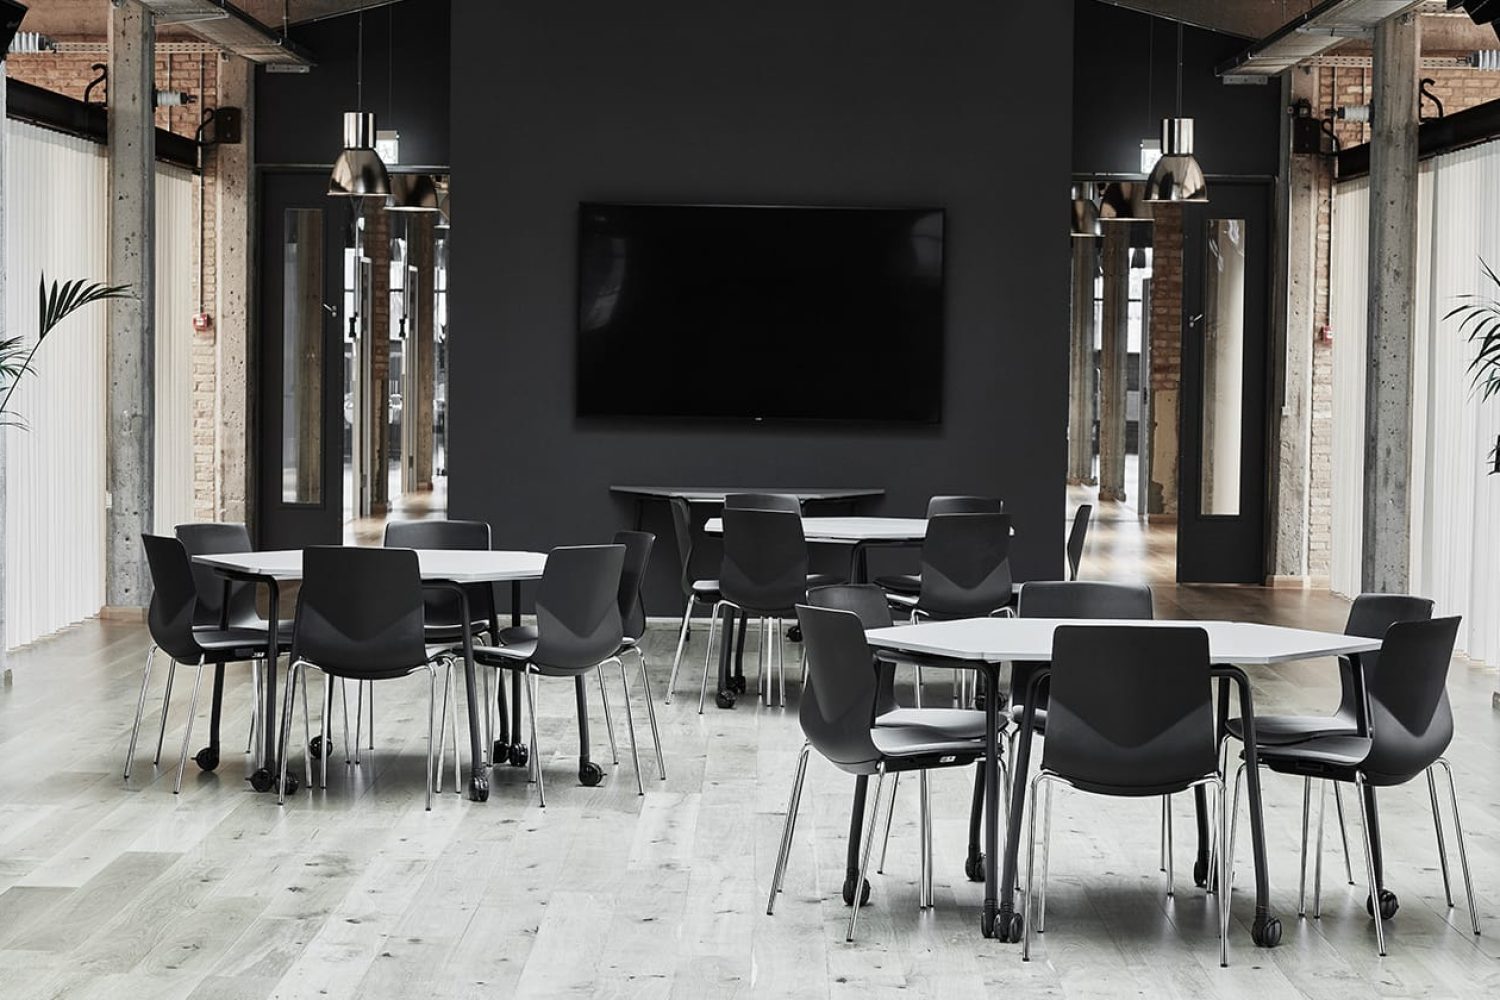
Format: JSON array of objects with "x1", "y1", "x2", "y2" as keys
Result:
[
  {"x1": 1367, "y1": 889, "x2": 1399, "y2": 920},
  {"x1": 308, "y1": 735, "x2": 329, "y2": 760},
  {"x1": 715, "y1": 690, "x2": 736, "y2": 709},
  {"x1": 729, "y1": 675, "x2": 747, "y2": 694},
  {"x1": 509, "y1": 743, "x2": 529, "y2": 768},
  {"x1": 987, "y1": 907, "x2": 1023, "y2": 942},
  {"x1": 964, "y1": 852, "x2": 985, "y2": 883},
  {"x1": 842, "y1": 875, "x2": 872, "y2": 907},
  {"x1": 250, "y1": 768, "x2": 275, "y2": 793},
  {"x1": 1193, "y1": 856, "x2": 1210, "y2": 888},
  {"x1": 492, "y1": 740, "x2": 510, "y2": 766},
  {"x1": 194, "y1": 747, "x2": 219, "y2": 772},
  {"x1": 579, "y1": 761, "x2": 605, "y2": 787},
  {"x1": 1252, "y1": 914, "x2": 1283, "y2": 948}
]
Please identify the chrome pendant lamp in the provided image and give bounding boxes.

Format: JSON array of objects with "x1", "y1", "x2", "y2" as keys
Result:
[
  {"x1": 1145, "y1": 22, "x2": 1207, "y2": 204},
  {"x1": 387, "y1": 172, "x2": 443, "y2": 213},
  {"x1": 1071, "y1": 183, "x2": 1101, "y2": 238},
  {"x1": 329, "y1": 13, "x2": 390, "y2": 198}
]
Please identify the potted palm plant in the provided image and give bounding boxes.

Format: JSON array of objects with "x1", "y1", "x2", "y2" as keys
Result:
[
  {"x1": 1444, "y1": 258, "x2": 1500, "y2": 472},
  {"x1": 0, "y1": 276, "x2": 132, "y2": 670}
]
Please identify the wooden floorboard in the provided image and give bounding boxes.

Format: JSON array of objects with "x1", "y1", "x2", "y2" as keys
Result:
[{"x1": 0, "y1": 509, "x2": 1497, "y2": 997}]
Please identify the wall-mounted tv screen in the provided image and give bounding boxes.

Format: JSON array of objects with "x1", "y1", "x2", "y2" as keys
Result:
[{"x1": 576, "y1": 203, "x2": 944, "y2": 422}]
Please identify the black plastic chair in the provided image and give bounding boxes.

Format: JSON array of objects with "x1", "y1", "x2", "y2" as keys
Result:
[
  {"x1": 1023, "y1": 624, "x2": 1230, "y2": 967},
  {"x1": 277, "y1": 546, "x2": 455, "y2": 810},
  {"x1": 612, "y1": 531, "x2": 666, "y2": 788},
  {"x1": 127, "y1": 535, "x2": 292, "y2": 793},
  {"x1": 766, "y1": 605, "x2": 987, "y2": 941},
  {"x1": 1234, "y1": 616, "x2": 1476, "y2": 955},
  {"x1": 472, "y1": 544, "x2": 627, "y2": 805},
  {"x1": 665, "y1": 496, "x2": 722, "y2": 704},
  {"x1": 1066, "y1": 504, "x2": 1092, "y2": 580},
  {"x1": 699, "y1": 508, "x2": 809, "y2": 711},
  {"x1": 885, "y1": 512, "x2": 1015, "y2": 620},
  {"x1": 1222, "y1": 593, "x2": 1434, "y2": 892},
  {"x1": 874, "y1": 495, "x2": 1004, "y2": 597}
]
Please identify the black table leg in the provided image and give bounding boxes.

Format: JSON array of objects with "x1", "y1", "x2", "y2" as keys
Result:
[
  {"x1": 1363, "y1": 784, "x2": 1397, "y2": 916},
  {"x1": 574, "y1": 674, "x2": 602, "y2": 785},
  {"x1": 845, "y1": 775, "x2": 871, "y2": 906},
  {"x1": 1214, "y1": 665, "x2": 1280, "y2": 947},
  {"x1": 248, "y1": 578, "x2": 285, "y2": 793},
  {"x1": 733, "y1": 610, "x2": 748, "y2": 692},
  {"x1": 197, "y1": 664, "x2": 225, "y2": 772},
  {"x1": 509, "y1": 580, "x2": 525, "y2": 766},
  {"x1": 1195, "y1": 678, "x2": 1233, "y2": 887},
  {"x1": 989, "y1": 662, "x2": 1015, "y2": 940},
  {"x1": 715, "y1": 605, "x2": 736, "y2": 707},
  {"x1": 450, "y1": 586, "x2": 487, "y2": 801}
]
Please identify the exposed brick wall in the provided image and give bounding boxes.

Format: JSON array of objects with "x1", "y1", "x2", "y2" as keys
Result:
[
  {"x1": 1147, "y1": 202, "x2": 1183, "y2": 517},
  {"x1": 7, "y1": 45, "x2": 223, "y2": 522}
]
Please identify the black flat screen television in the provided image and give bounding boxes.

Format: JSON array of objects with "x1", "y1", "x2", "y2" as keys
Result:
[{"x1": 576, "y1": 203, "x2": 944, "y2": 422}]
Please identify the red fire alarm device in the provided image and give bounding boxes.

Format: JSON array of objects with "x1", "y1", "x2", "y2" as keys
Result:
[
  {"x1": 193, "y1": 313, "x2": 213, "y2": 332},
  {"x1": 1319, "y1": 325, "x2": 1333, "y2": 344}
]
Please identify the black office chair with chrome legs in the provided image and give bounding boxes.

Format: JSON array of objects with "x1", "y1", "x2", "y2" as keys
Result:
[
  {"x1": 665, "y1": 496, "x2": 721, "y2": 704},
  {"x1": 276, "y1": 546, "x2": 456, "y2": 810},
  {"x1": 766, "y1": 604, "x2": 988, "y2": 941},
  {"x1": 1226, "y1": 616, "x2": 1477, "y2": 957},
  {"x1": 1065, "y1": 504, "x2": 1092, "y2": 580},
  {"x1": 473, "y1": 544, "x2": 628, "y2": 805},
  {"x1": 127, "y1": 535, "x2": 293, "y2": 793},
  {"x1": 1023, "y1": 624, "x2": 1232, "y2": 967},
  {"x1": 1221, "y1": 593, "x2": 1433, "y2": 898},
  {"x1": 873, "y1": 495, "x2": 1004, "y2": 598}
]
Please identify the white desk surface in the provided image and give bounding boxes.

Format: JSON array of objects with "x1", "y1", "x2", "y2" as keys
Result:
[
  {"x1": 193, "y1": 549, "x2": 548, "y2": 584},
  {"x1": 612, "y1": 486, "x2": 883, "y2": 504},
  {"x1": 865, "y1": 618, "x2": 1381, "y2": 666},
  {"x1": 703, "y1": 515, "x2": 929, "y2": 542}
]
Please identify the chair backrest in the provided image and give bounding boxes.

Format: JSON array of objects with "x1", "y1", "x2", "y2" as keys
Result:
[
  {"x1": 1013, "y1": 580, "x2": 1153, "y2": 709},
  {"x1": 724, "y1": 492, "x2": 801, "y2": 513},
  {"x1": 383, "y1": 519, "x2": 494, "y2": 628},
  {"x1": 532, "y1": 544, "x2": 627, "y2": 670},
  {"x1": 927, "y1": 495, "x2": 1003, "y2": 516},
  {"x1": 612, "y1": 530, "x2": 655, "y2": 641},
  {"x1": 668, "y1": 497, "x2": 702, "y2": 601},
  {"x1": 175, "y1": 522, "x2": 257, "y2": 629},
  {"x1": 720, "y1": 507, "x2": 809, "y2": 614},
  {"x1": 1361, "y1": 616, "x2": 1461, "y2": 784},
  {"x1": 142, "y1": 534, "x2": 206, "y2": 663},
  {"x1": 916, "y1": 512, "x2": 1013, "y2": 618},
  {"x1": 808, "y1": 584, "x2": 897, "y2": 716},
  {"x1": 795, "y1": 604, "x2": 882, "y2": 772},
  {"x1": 1332, "y1": 593, "x2": 1435, "y2": 719},
  {"x1": 1042, "y1": 625, "x2": 1217, "y2": 795},
  {"x1": 295, "y1": 546, "x2": 429, "y2": 676},
  {"x1": 1066, "y1": 504, "x2": 1093, "y2": 580}
]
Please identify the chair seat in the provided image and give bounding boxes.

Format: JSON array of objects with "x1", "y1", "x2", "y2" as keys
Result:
[
  {"x1": 874, "y1": 573, "x2": 921, "y2": 596},
  {"x1": 886, "y1": 592, "x2": 919, "y2": 610},
  {"x1": 1254, "y1": 734, "x2": 1373, "y2": 779},
  {"x1": 472, "y1": 641, "x2": 600, "y2": 678},
  {"x1": 422, "y1": 620, "x2": 494, "y2": 643},
  {"x1": 871, "y1": 725, "x2": 985, "y2": 762},
  {"x1": 497, "y1": 624, "x2": 538, "y2": 645},
  {"x1": 1225, "y1": 713, "x2": 1358, "y2": 747},
  {"x1": 691, "y1": 578, "x2": 722, "y2": 598},
  {"x1": 197, "y1": 618, "x2": 295, "y2": 638},
  {"x1": 1009, "y1": 704, "x2": 1048, "y2": 733},
  {"x1": 877, "y1": 707, "x2": 994, "y2": 740},
  {"x1": 806, "y1": 572, "x2": 843, "y2": 588},
  {"x1": 194, "y1": 628, "x2": 293, "y2": 659}
]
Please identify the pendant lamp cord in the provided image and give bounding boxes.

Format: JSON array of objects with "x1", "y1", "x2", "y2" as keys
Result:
[
  {"x1": 1146, "y1": 19, "x2": 1154, "y2": 131},
  {"x1": 1175, "y1": 21, "x2": 1184, "y2": 119},
  {"x1": 356, "y1": 12, "x2": 364, "y2": 112}
]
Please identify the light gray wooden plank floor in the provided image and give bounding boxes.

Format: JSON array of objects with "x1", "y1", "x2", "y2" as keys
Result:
[{"x1": 1, "y1": 518, "x2": 1498, "y2": 998}]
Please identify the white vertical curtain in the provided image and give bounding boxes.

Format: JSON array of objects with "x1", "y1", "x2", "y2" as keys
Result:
[
  {"x1": 1331, "y1": 142, "x2": 1500, "y2": 664},
  {"x1": 3, "y1": 120, "x2": 197, "y2": 649}
]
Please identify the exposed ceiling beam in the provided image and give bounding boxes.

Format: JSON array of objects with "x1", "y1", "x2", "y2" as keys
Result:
[
  {"x1": 1094, "y1": 1, "x2": 1326, "y2": 40},
  {"x1": 1217, "y1": 0, "x2": 1429, "y2": 78},
  {"x1": 12, "y1": 1, "x2": 403, "y2": 44},
  {"x1": 136, "y1": 1, "x2": 313, "y2": 66}
]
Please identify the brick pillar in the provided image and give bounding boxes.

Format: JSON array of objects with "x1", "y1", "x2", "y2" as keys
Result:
[
  {"x1": 1146, "y1": 204, "x2": 1183, "y2": 517},
  {"x1": 366, "y1": 202, "x2": 391, "y2": 512},
  {"x1": 412, "y1": 215, "x2": 436, "y2": 490}
]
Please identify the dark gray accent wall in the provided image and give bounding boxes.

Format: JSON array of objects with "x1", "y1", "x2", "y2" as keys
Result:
[{"x1": 449, "y1": 0, "x2": 1076, "y2": 612}]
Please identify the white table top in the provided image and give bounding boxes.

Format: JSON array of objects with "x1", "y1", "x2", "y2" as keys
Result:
[
  {"x1": 704, "y1": 515, "x2": 930, "y2": 542},
  {"x1": 193, "y1": 549, "x2": 548, "y2": 584},
  {"x1": 612, "y1": 485, "x2": 883, "y2": 504},
  {"x1": 865, "y1": 618, "x2": 1382, "y2": 665}
]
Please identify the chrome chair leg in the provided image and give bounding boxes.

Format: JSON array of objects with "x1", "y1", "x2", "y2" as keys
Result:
[
  {"x1": 246, "y1": 660, "x2": 258, "y2": 757},
  {"x1": 525, "y1": 670, "x2": 544, "y2": 807},
  {"x1": 1298, "y1": 777, "x2": 1312, "y2": 917},
  {"x1": 367, "y1": 681, "x2": 375, "y2": 750},
  {"x1": 1038, "y1": 779, "x2": 1054, "y2": 933},
  {"x1": 449, "y1": 661, "x2": 461, "y2": 793},
  {"x1": 615, "y1": 658, "x2": 644, "y2": 796},
  {"x1": 1436, "y1": 758, "x2": 1481, "y2": 936},
  {"x1": 697, "y1": 602, "x2": 723, "y2": 714},
  {"x1": 153, "y1": 659, "x2": 178, "y2": 766},
  {"x1": 435, "y1": 662, "x2": 452, "y2": 794},
  {"x1": 1332, "y1": 782, "x2": 1355, "y2": 885},
  {"x1": 846, "y1": 764, "x2": 887, "y2": 942},
  {"x1": 425, "y1": 666, "x2": 437, "y2": 811},
  {"x1": 766, "y1": 742, "x2": 811, "y2": 914},
  {"x1": 1217, "y1": 776, "x2": 1231, "y2": 967},
  {"x1": 1426, "y1": 767, "x2": 1454, "y2": 908},
  {"x1": 1225, "y1": 762, "x2": 1246, "y2": 894},
  {"x1": 277, "y1": 661, "x2": 300, "y2": 806},
  {"x1": 1022, "y1": 773, "x2": 1050, "y2": 962},
  {"x1": 633, "y1": 648, "x2": 666, "y2": 779},
  {"x1": 300, "y1": 664, "x2": 314, "y2": 790},
  {"x1": 777, "y1": 617, "x2": 787, "y2": 708},
  {"x1": 482, "y1": 667, "x2": 493, "y2": 768},
  {"x1": 666, "y1": 595, "x2": 694, "y2": 704},
  {"x1": 124, "y1": 645, "x2": 158, "y2": 779},
  {"x1": 1314, "y1": 778, "x2": 1328, "y2": 918},
  {"x1": 321, "y1": 673, "x2": 332, "y2": 790},
  {"x1": 174, "y1": 655, "x2": 207, "y2": 794},
  {"x1": 340, "y1": 679, "x2": 352, "y2": 765},
  {"x1": 1164, "y1": 794, "x2": 1174, "y2": 897},
  {"x1": 919, "y1": 768, "x2": 934, "y2": 909},
  {"x1": 1353, "y1": 773, "x2": 1387, "y2": 955},
  {"x1": 596, "y1": 666, "x2": 619, "y2": 764},
  {"x1": 876, "y1": 772, "x2": 899, "y2": 874},
  {"x1": 353, "y1": 680, "x2": 365, "y2": 765}
]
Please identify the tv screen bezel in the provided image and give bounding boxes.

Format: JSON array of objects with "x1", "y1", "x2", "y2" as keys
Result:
[{"x1": 573, "y1": 201, "x2": 946, "y2": 426}]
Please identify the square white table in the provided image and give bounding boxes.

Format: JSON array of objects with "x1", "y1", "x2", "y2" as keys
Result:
[
  {"x1": 864, "y1": 617, "x2": 1381, "y2": 948},
  {"x1": 193, "y1": 548, "x2": 547, "y2": 801}
]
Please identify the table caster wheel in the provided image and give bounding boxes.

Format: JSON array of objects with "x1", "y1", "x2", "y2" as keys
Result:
[
  {"x1": 787, "y1": 624, "x2": 802, "y2": 643},
  {"x1": 1367, "y1": 889, "x2": 1399, "y2": 920},
  {"x1": 989, "y1": 908, "x2": 1022, "y2": 941},
  {"x1": 715, "y1": 690, "x2": 736, "y2": 709},
  {"x1": 194, "y1": 747, "x2": 219, "y2": 772},
  {"x1": 579, "y1": 761, "x2": 605, "y2": 787},
  {"x1": 729, "y1": 675, "x2": 747, "y2": 694},
  {"x1": 842, "y1": 875, "x2": 871, "y2": 907},
  {"x1": 1252, "y1": 915, "x2": 1283, "y2": 948},
  {"x1": 308, "y1": 735, "x2": 328, "y2": 760},
  {"x1": 1193, "y1": 857, "x2": 1209, "y2": 888},
  {"x1": 509, "y1": 743, "x2": 529, "y2": 768},
  {"x1": 492, "y1": 740, "x2": 510, "y2": 767},
  {"x1": 964, "y1": 853, "x2": 985, "y2": 883},
  {"x1": 469, "y1": 774, "x2": 490, "y2": 802},
  {"x1": 249, "y1": 768, "x2": 275, "y2": 793},
  {"x1": 280, "y1": 774, "x2": 300, "y2": 796}
]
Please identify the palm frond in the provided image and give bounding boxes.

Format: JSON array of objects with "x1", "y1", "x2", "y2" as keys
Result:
[{"x1": 1, "y1": 273, "x2": 132, "y2": 425}]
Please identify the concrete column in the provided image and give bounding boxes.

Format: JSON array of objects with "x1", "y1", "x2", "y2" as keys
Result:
[
  {"x1": 1098, "y1": 223, "x2": 1130, "y2": 502},
  {"x1": 1, "y1": 73, "x2": 9, "y2": 659},
  {"x1": 1067, "y1": 237, "x2": 1098, "y2": 485},
  {"x1": 412, "y1": 215, "x2": 436, "y2": 490},
  {"x1": 105, "y1": 0, "x2": 156, "y2": 612},
  {"x1": 1361, "y1": 13, "x2": 1419, "y2": 594},
  {"x1": 1269, "y1": 68, "x2": 1319, "y2": 583},
  {"x1": 216, "y1": 55, "x2": 253, "y2": 526}
]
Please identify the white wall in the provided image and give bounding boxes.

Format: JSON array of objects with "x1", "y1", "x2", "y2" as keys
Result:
[
  {"x1": 3, "y1": 120, "x2": 196, "y2": 649},
  {"x1": 1331, "y1": 142, "x2": 1500, "y2": 663}
]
